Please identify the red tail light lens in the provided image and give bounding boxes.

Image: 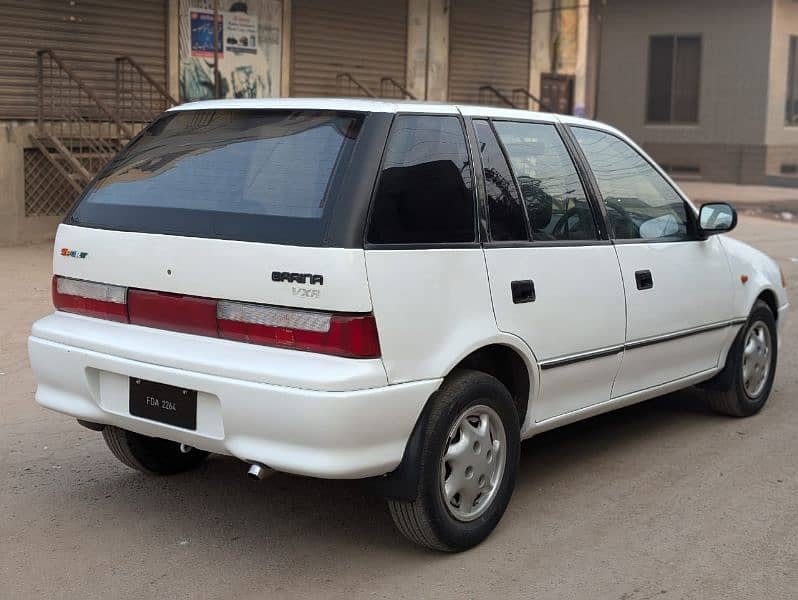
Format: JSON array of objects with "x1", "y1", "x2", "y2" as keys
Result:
[
  {"x1": 52, "y1": 275, "x2": 128, "y2": 322},
  {"x1": 51, "y1": 276, "x2": 381, "y2": 359},
  {"x1": 217, "y1": 301, "x2": 381, "y2": 358},
  {"x1": 128, "y1": 289, "x2": 218, "y2": 337}
]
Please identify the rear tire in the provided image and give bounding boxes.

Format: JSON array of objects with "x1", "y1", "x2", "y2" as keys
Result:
[
  {"x1": 387, "y1": 370, "x2": 520, "y2": 552},
  {"x1": 102, "y1": 426, "x2": 209, "y2": 475},
  {"x1": 700, "y1": 300, "x2": 778, "y2": 417}
]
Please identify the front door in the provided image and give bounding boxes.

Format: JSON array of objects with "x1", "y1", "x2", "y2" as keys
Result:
[
  {"x1": 473, "y1": 118, "x2": 627, "y2": 423},
  {"x1": 570, "y1": 126, "x2": 734, "y2": 398}
]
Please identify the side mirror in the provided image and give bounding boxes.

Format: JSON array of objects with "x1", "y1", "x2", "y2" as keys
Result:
[{"x1": 698, "y1": 202, "x2": 737, "y2": 236}]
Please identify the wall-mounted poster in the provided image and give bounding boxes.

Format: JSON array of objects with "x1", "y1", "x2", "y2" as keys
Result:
[
  {"x1": 179, "y1": 0, "x2": 282, "y2": 101},
  {"x1": 190, "y1": 9, "x2": 223, "y2": 59},
  {"x1": 224, "y1": 10, "x2": 257, "y2": 55}
]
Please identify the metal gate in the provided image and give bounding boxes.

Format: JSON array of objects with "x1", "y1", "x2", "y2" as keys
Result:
[
  {"x1": 0, "y1": 0, "x2": 168, "y2": 120},
  {"x1": 290, "y1": 0, "x2": 408, "y2": 97},
  {"x1": 448, "y1": 0, "x2": 532, "y2": 106}
]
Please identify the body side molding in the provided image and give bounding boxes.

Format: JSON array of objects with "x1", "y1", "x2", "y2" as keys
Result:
[{"x1": 539, "y1": 318, "x2": 747, "y2": 370}]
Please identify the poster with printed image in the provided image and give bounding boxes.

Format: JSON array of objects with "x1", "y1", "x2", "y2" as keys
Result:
[
  {"x1": 190, "y1": 9, "x2": 223, "y2": 59},
  {"x1": 179, "y1": 0, "x2": 282, "y2": 101},
  {"x1": 223, "y1": 10, "x2": 257, "y2": 55}
]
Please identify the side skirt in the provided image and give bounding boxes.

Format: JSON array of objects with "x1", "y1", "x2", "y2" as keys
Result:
[{"x1": 521, "y1": 367, "x2": 718, "y2": 439}]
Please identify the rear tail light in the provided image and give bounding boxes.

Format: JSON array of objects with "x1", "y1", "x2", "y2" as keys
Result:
[
  {"x1": 51, "y1": 276, "x2": 380, "y2": 358},
  {"x1": 128, "y1": 289, "x2": 218, "y2": 337},
  {"x1": 217, "y1": 301, "x2": 380, "y2": 358},
  {"x1": 52, "y1": 275, "x2": 128, "y2": 322}
]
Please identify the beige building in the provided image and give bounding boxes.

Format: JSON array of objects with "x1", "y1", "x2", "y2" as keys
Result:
[
  {"x1": 0, "y1": 0, "x2": 588, "y2": 245},
  {"x1": 589, "y1": 0, "x2": 798, "y2": 185}
]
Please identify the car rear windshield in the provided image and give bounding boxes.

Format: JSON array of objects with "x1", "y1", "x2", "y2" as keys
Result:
[{"x1": 68, "y1": 109, "x2": 364, "y2": 245}]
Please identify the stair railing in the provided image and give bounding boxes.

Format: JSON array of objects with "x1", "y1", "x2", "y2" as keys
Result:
[
  {"x1": 115, "y1": 55, "x2": 177, "y2": 126},
  {"x1": 379, "y1": 77, "x2": 417, "y2": 100},
  {"x1": 512, "y1": 88, "x2": 552, "y2": 112},
  {"x1": 36, "y1": 49, "x2": 133, "y2": 179},
  {"x1": 336, "y1": 73, "x2": 376, "y2": 98},
  {"x1": 37, "y1": 49, "x2": 133, "y2": 141},
  {"x1": 478, "y1": 85, "x2": 517, "y2": 108}
]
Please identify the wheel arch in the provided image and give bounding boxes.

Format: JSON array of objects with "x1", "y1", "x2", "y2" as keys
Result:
[
  {"x1": 705, "y1": 286, "x2": 781, "y2": 393},
  {"x1": 447, "y1": 343, "x2": 532, "y2": 426},
  {"x1": 756, "y1": 288, "x2": 779, "y2": 321},
  {"x1": 367, "y1": 339, "x2": 537, "y2": 501}
]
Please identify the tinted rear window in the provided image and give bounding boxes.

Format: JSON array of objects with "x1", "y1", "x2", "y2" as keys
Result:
[
  {"x1": 69, "y1": 110, "x2": 364, "y2": 245},
  {"x1": 367, "y1": 115, "x2": 475, "y2": 245}
]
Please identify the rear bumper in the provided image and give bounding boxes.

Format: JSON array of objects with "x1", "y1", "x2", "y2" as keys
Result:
[{"x1": 28, "y1": 313, "x2": 440, "y2": 479}]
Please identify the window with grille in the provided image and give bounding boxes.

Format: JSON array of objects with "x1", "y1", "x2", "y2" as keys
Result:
[{"x1": 646, "y1": 35, "x2": 701, "y2": 124}]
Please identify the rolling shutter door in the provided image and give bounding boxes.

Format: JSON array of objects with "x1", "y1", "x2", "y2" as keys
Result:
[
  {"x1": 291, "y1": 0, "x2": 407, "y2": 98},
  {"x1": 448, "y1": 0, "x2": 531, "y2": 105},
  {"x1": 0, "y1": 0, "x2": 167, "y2": 121}
]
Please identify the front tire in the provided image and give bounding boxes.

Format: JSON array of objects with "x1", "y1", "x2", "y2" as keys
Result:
[
  {"x1": 102, "y1": 426, "x2": 209, "y2": 474},
  {"x1": 701, "y1": 300, "x2": 778, "y2": 417},
  {"x1": 387, "y1": 370, "x2": 520, "y2": 552}
]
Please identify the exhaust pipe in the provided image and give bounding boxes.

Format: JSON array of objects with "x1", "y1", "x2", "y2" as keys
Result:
[
  {"x1": 247, "y1": 463, "x2": 273, "y2": 481},
  {"x1": 179, "y1": 443, "x2": 193, "y2": 454}
]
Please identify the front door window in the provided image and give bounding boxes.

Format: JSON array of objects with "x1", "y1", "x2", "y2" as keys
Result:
[{"x1": 571, "y1": 127, "x2": 694, "y2": 241}]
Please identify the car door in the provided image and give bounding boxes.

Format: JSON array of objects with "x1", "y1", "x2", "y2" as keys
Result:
[
  {"x1": 569, "y1": 126, "x2": 734, "y2": 398},
  {"x1": 473, "y1": 117, "x2": 627, "y2": 423}
]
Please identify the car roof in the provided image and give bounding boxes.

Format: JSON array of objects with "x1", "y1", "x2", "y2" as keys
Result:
[
  {"x1": 169, "y1": 97, "x2": 461, "y2": 114},
  {"x1": 168, "y1": 97, "x2": 622, "y2": 135}
]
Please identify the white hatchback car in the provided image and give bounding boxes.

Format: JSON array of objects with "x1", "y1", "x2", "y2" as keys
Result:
[{"x1": 29, "y1": 99, "x2": 788, "y2": 551}]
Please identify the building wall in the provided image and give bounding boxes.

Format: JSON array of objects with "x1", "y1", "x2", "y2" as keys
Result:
[
  {"x1": 596, "y1": 0, "x2": 772, "y2": 146},
  {"x1": 594, "y1": 0, "x2": 774, "y2": 183},
  {"x1": 764, "y1": 0, "x2": 798, "y2": 178}
]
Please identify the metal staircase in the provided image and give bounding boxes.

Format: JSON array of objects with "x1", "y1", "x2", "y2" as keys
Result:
[
  {"x1": 336, "y1": 72, "x2": 377, "y2": 98},
  {"x1": 33, "y1": 49, "x2": 133, "y2": 192},
  {"x1": 512, "y1": 88, "x2": 551, "y2": 112},
  {"x1": 379, "y1": 77, "x2": 416, "y2": 100},
  {"x1": 115, "y1": 56, "x2": 178, "y2": 127},
  {"x1": 478, "y1": 85, "x2": 518, "y2": 108},
  {"x1": 32, "y1": 49, "x2": 176, "y2": 196},
  {"x1": 336, "y1": 73, "x2": 417, "y2": 100}
]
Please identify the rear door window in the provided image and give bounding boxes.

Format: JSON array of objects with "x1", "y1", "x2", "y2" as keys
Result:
[
  {"x1": 69, "y1": 109, "x2": 364, "y2": 246},
  {"x1": 367, "y1": 115, "x2": 475, "y2": 245},
  {"x1": 473, "y1": 119, "x2": 528, "y2": 242}
]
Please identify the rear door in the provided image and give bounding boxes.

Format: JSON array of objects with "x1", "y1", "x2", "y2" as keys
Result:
[
  {"x1": 363, "y1": 112, "x2": 497, "y2": 384},
  {"x1": 475, "y1": 118, "x2": 627, "y2": 422},
  {"x1": 569, "y1": 126, "x2": 734, "y2": 398}
]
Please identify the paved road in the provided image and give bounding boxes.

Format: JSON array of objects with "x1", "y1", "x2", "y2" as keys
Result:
[{"x1": 1, "y1": 217, "x2": 796, "y2": 600}]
